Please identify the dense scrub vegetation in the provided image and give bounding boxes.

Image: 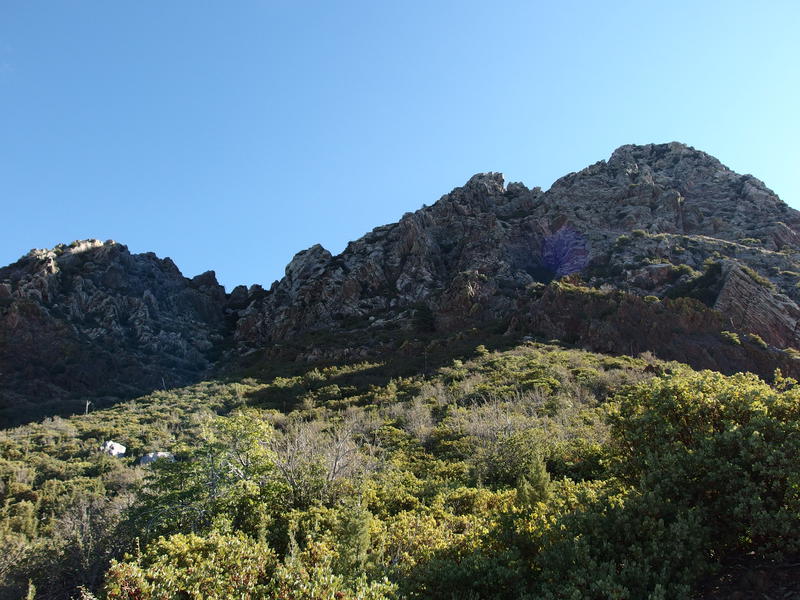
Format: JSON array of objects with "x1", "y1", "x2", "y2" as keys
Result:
[{"x1": 1, "y1": 341, "x2": 799, "y2": 599}]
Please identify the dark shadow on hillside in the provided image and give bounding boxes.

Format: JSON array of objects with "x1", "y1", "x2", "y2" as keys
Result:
[
  {"x1": 237, "y1": 324, "x2": 528, "y2": 413},
  {"x1": 0, "y1": 367, "x2": 212, "y2": 429}
]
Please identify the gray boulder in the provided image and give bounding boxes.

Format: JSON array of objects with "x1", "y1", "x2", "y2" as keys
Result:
[
  {"x1": 100, "y1": 440, "x2": 126, "y2": 457},
  {"x1": 137, "y1": 451, "x2": 175, "y2": 466}
]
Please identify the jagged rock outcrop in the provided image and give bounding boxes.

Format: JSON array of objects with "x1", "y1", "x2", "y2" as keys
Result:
[
  {"x1": 232, "y1": 143, "x2": 800, "y2": 377},
  {"x1": 233, "y1": 172, "x2": 556, "y2": 349},
  {"x1": 539, "y1": 143, "x2": 800, "y2": 248},
  {"x1": 3, "y1": 142, "x2": 800, "y2": 424},
  {"x1": 0, "y1": 239, "x2": 228, "y2": 425}
]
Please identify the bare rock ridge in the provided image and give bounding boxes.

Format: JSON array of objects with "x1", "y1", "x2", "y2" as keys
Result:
[
  {"x1": 233, "y1": 142, "x2": 800, "y2": 369},
  {"x1": 2, "y1": 142, "x2": 800, "y2": 425}
]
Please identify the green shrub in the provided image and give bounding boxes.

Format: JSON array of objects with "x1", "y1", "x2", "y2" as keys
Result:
[
  {"x1": 672, "y1": 263, "x2": 696, "y2": 278},
  {"x1": 740, "y1": 264, "x2": 775, "y2": 290},
  {"x1": 531, "y1": 371, "x2": 800, "y2": 597},
  {"x1": 784, "y1": 347, "x2": 800, "y2": 360},
  {"x1": 534, "y1": 489, "x2": 705, "y2": 599},
  {"x1": 608, "y1": 371, "x2": 800, "y2": 558},
  {"x1": 131, "y1": 409, "x2": 284, "y2": 540},
  {"x1": 10, "y1": 339, "x2": 800, "y2": 599},
  {"x1": 615, "y1": 234, "x2": 631, "y2": 246},
  {"x1": 104, "y1": 531, "x2": 279, "y2": 599},
  {"x1": 720, "y1": 330, "x2": 741, "y2": 345},
  {"x1": 665, "y1": 261, "x2": 724, "y2": 305}
]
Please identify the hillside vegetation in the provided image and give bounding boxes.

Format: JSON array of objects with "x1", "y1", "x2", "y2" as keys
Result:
[
  {"x1": 3, "y1": 143, "x2": 800, "y2": 598},
  {"x1": 2, "y1": 341, "x2": 799, "y2": 599}
]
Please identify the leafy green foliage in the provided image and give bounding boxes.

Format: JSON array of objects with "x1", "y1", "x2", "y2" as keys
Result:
[
  {"x1": 746, "y1": 332, "x2": 768, "y2": 348},
  {"x1": 609, "y1": 371, "x2": 800, "y2": 559},
  {"x1": 740, "y1": 264, "x2": 776, "y2": 290},
  {"x1": 131, "y1": 409, "x2": 283, "y2": 540},
  {"x1": 720, "y1": 330, "x2": 741, "y2": 345},
  {"x1": 104, "y1": 531, "x2": 278, "y2": 599},
  {"x1": 3, "y1": 341, "x2": 798, "y2": 599},
  {"x1": 664, "y1": 260, "x2": 724, "y2": 305}
]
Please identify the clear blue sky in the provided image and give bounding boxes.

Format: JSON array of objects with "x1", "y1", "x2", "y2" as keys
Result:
[{"x1": 2, "y1": 1, "x2": 799, "y2": 290}]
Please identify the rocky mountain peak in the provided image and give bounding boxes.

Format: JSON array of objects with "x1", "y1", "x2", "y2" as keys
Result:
[
  {"x1": 229, "y1": 142, "x2": 800, "y2": 378},
  {"x1": 608, "y1": 140, "x2": 707, "y2": 166},
  {"x1": 0, "y1": 239, "x2": 229, "y2": 425},
  {"x1": 542, "y1": 142, "x2": 797, "y2": 246},
  {"x1": 432, "y1": 171, "x2": 510, "y2": 214},
  {"x1": 462, "y1": 171, "x2": 506, "y2": 194},
  {"x1": 4, "y1": 143, "x2": 800, "y2": 426},
  {"x1": 279, "y1": 244, "x2": 334, "y2": 300}
]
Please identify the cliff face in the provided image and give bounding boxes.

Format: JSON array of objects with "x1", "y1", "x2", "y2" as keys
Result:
[
  {"x1": 3, "y1": 142, "x2": 800, "y2": 425},
  {"x1": 233, "y1": 143, "x2": 800, "y2": 375},
  {"x1": 540, "y1": 143, "x2": 800, "y2": 247},
  {"x1": 0, "y1": 240, "x2": 227, "y2": 424},
  {"x1": 233, "y1": 172, "x2": 544, "y2": 349}
]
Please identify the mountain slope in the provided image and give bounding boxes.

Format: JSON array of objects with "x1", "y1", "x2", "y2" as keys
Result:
[
  {"x1": 3, "y1": 143, "x2": 800, "y2": 599},
  {"x1": 2, "y1": 142, "x2": 800, "y2": 426}
]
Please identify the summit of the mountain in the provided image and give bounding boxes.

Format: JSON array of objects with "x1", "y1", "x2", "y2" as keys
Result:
[{"x1": 232, "y1": 143, "x2": 800, "y2": 368}]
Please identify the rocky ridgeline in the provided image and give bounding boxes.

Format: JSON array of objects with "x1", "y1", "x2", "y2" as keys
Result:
[
  {"x1": 3, "y1": 142, "x2": 800, "y2": 424},
  {"x1": 234, "y1": 143, "x2": 800, "y2": 369},
  {"x1": 0, "y1": 239, "x2": 227, "y2": 424}
]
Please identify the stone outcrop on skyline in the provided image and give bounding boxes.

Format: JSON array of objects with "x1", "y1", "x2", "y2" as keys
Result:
[{"x1": 3, "y1": 142, "x2": 799, "y2": 424}]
